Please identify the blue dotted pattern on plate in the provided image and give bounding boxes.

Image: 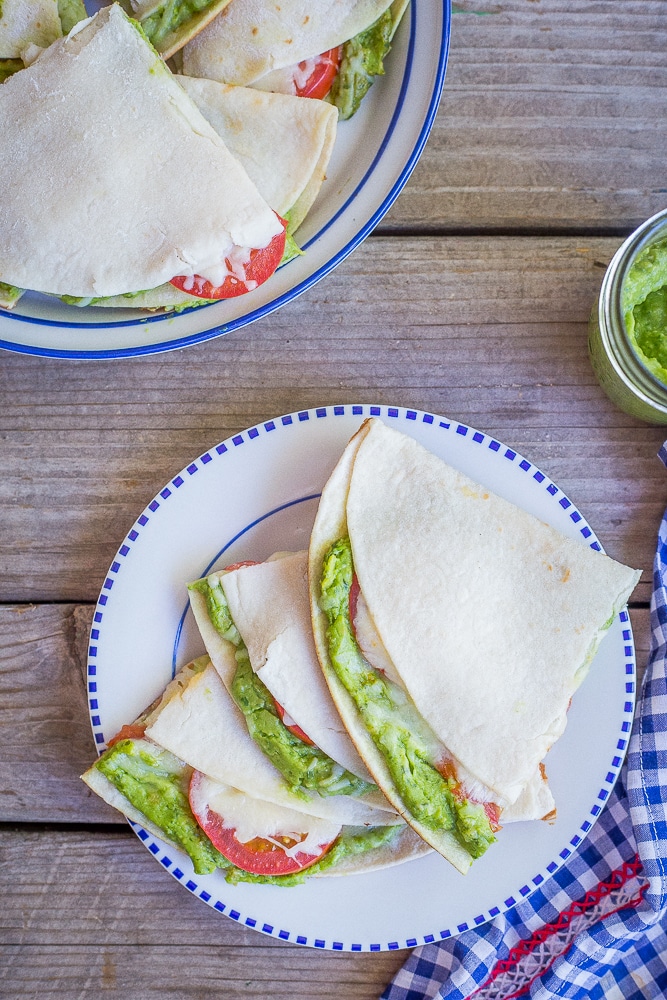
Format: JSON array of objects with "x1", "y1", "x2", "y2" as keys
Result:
[{"x1": 87, "y1": 403, "x2": 637, "y2": 951}]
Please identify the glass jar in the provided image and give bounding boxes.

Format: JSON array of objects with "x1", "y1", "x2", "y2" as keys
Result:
[{"x1": 588, "y1": 207, "x2": 667, "y2": 424}]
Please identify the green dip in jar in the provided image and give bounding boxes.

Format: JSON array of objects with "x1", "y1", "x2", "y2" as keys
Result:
[
  {"x1": 588, "y1": 208, "x2": 667, "y2": 423},
  {"x1": 622, "y1": 237, "x2": 667, "y2": 385}
]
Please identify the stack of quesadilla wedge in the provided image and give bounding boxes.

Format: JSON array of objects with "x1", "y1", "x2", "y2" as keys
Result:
[
  {"x1": 83, "y1": 654, "x2": 428, "y2": 883},
  {"x1": 188, "y1": 552, "x2": 394, "y2": 809},
  {"x1": 308, "y1": 418, "x2": 641, "y2": 874},
  {"x1": 0, "y1": 4, "x2": 286, "y2": 309}
]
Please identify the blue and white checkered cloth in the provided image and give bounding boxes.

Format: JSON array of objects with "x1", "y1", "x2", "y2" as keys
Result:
[{"x1": 383, "y1": 453, "x2": 667, "y2": 1000}]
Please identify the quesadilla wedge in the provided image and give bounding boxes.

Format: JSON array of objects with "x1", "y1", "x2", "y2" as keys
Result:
[
  {"x1": 187, "y1": 552, "x2": 396, "y2": 814},
  {"x1": 308, "y1": 418, "x2": 641, "y2": 874},
  {"x1": 0, "y1": 4, "x2": 285, "y2": 308},
  {"x1": 62, "y1": 79, "x2": 337, "y2": 310},
  {"x1": 182, "y1": 0, "x2": 409, "y2": 119},
  {"x1": 83, "y1": 655, "x2": 429, "y2": 883}
]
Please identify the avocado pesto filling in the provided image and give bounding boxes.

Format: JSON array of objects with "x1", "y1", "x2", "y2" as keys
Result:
[
  {"x1": 224, "y1": 823, "x2": 401, "y2": 886},
  {"x1": 95, "y1": 738, "x2": 228, "y2": 875},
  {"x1": 139, "y1": 0, "x2": 215, "y2": 49},
  {"x1": 0, "y1": 58, "x2": 22, "y2": 82},
  {"x1": 319, "y1": 537, "x2": 496, "y2": 860},
  {"x1": 57, "y1": 0, "x2": 87, "y2": 33},
  {"x1": 328, "y1": 0, "x2": 407, "y2": 120},
  {"x1": 95, "y1": 738, "x2": 395, "y2": 884},
  {"x1": 188, "y1": 575, "x2": 376, "y2": 800}
]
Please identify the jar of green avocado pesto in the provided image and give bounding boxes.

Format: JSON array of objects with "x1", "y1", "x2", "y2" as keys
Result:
[{"x1": 589, "y1": 207, "x2": 667, "y2": 423}]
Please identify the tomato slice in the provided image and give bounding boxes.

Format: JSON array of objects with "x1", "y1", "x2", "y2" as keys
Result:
[
  {"x1": 291, "y1": 47, "x2": 342, "y2": 99},
  {"x1": 189, "y1": 771, "x2": 334, "y2": 875},
  {"x1": 223, "y1": 560, "x2": 260, "y2": 572},
  {"x1": 483, "y1": 801, "x2": 502, "y2": 833},
  {"x1": 274, "y1": 699, "x2": 315, "y2": 746},
  {"x1": 170, "y1": 216, "x2": 287, "y2": 300},
  {"x1": 107, "y1": 723, "x2": 146, "y2": 747}
]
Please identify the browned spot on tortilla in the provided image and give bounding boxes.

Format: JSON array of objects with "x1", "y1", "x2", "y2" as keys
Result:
[
  {"x1": 539, "y1": 762, "x2": 547, "y2": 780},
  {"x1": 251, "y1": 25, "x2": 258, "y2": 34},
  {"x1": 561, "y1": 568, "x2": 571, "y2": 583},
  {"x1": 541, "y1": 808, "x2": 557, "y2": 824}
]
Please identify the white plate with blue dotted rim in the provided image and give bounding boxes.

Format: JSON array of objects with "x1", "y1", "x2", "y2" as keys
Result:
[
  {"x1": 87, "y1": 404, "x2": 636, "y2": 951},
  {"x1": 0, "y1": 3, "x2": 449, "y2": 361}
]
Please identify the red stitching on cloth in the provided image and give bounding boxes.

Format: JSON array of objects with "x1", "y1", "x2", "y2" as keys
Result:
[{"x1": 472, "y1": 855, "x2": 648, "y2": 1000}]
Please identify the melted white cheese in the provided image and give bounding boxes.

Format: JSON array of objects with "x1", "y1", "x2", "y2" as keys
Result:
[
  {"x1": 192, "y1": 773, "x2": 342, "y2": 858},
  {"x1": 197, "y1": 243, "x2": 255, "y2": 289}
]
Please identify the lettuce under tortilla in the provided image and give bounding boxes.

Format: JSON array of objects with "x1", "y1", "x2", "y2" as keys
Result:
[
  {"x1": 327, "y1": 0, "x2": 409, "y2": 120},
  {"x1": 57, "y1": 0, "x2": 87, "y2": 33}
]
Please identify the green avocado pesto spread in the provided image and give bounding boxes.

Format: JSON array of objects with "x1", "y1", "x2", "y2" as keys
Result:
[
  {"x1": 328, "y1": 0, "x2": 407, "y2": 120},
  {"x1": 94, "y1": 737, "x2": 396, "y2": 884},
  {"x1": 319, "y1": 538, "x2": 496, "y2": 861},
  {"x1": 188, "y1": 575, "x2": 376, "y2": 800},
  {"x1": 622, "y1": 236, "x2": 667, "y2": 385},
  {"x1": 95, "y1": 738, "x2": 227, "y2": 875},
  {"x1": 139, "y1": 0, "x2": 215, "y2": 50}
]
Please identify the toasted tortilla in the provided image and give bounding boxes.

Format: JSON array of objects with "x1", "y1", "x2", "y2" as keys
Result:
[
  {"x1": 83, "y1": 656, "x2": 430, "y2": 878},
  {"x1": 177, "y1": 77, "x2": 338, "y2": 231},
  {"x1": 0, "y1": 0, "x2": 61, "y2": 58},
  {"x1": 308, "y1": 418, "x2": 640, "y2": 869},
  {"x1": 146, "y1": 656, "x2": 396, "y2": 827},
  {"x1": 185, "y1": 583, "x2": 398, "y2": 814},
  {"x1": 0, "y1": 4, "x2": 281, "y2": 298},
  {"x1": 182, "y1": 0, "x2": 398, "y2": 86},
  {"x1": 192, "y1": 552, "x2": 380, "y2": 786}
]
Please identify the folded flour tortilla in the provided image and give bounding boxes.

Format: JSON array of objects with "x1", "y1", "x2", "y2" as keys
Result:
[
  {"x1": 176, "y1": 78, "x2": 338, "y2": 232},
  {"x1": 0, "y1": 4, "x2": 282, "y2": 299},
  {"x1": 182, "y1": 0, "x2": 400, "y2": 87},
  {"x1": 188, "y1": 552, "x2": 396, "y2": 809},
  {"x1": 84, "y1": 656, "x2": 429, "y2": 879},
  {"x1": 308, "y1": 418, "x2": 641, "y2": 871}
]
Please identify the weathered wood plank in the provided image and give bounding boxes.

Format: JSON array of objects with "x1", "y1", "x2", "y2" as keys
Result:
[
  {"x1": 383, "y1": 1, "x2": 667, "y2": 232},
  {"x1": 1, "y1": 237, "x2": 665, "y2": 605},
  {"x1": 0, "y1": 603, "x2": 651, "y2": 824},
  {"x1": 0, "y1": 831, "x2": 405, "y2": 999}
]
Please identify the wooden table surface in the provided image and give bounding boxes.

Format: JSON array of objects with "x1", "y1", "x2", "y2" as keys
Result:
[{"x1": 2, "y1": 2, "x2": 667, "y2": 997}]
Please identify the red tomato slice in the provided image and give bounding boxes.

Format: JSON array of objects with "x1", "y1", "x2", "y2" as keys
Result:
[
  {"x1": 170, "y1": 216, "x2": 287, "y2": 300},
  {"x1": 107, "y1": 723, "x2": 146, "y2": 747},
  {"x1": 223, "y1": 561, "x2": 260, "y2": 572},
  {"x1": 273, "y1": 699, "x2": 315, "y2": 746},
  {"x1": 483, "y1": 802, "x2": 502, "y2": 833},
  {"x1": 291, "y1": 47, "x2": 342, "y2": 99},
  {"x1": 188, "y1": 771, "x2": 333, "y2": 875}
]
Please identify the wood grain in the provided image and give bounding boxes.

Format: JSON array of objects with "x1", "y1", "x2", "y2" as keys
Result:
[
  {"x1": 0, "y1": 602, "x2": 651, "y2": 825},
  {"x1": 382, "y1": 1, "x2": 667, "y2": 233},
  {"x1": 1, "y1": 237, "x2": 665, "y2": 606},
  {"x1": 0, "y1": 829, "x2": 405, "y2": 999}
]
